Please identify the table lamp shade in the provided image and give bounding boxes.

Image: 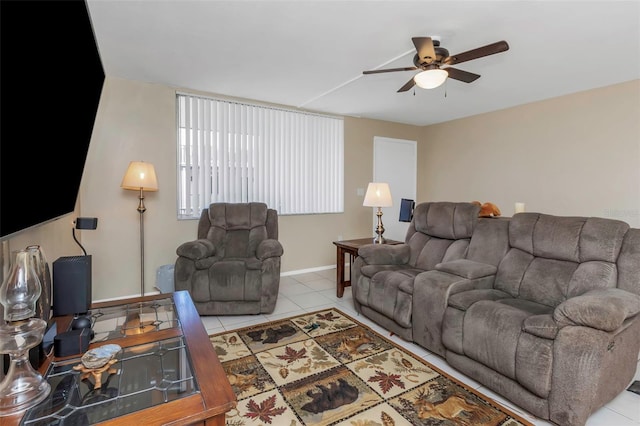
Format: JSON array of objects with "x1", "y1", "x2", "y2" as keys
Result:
[
  {"x1": 363, "y1": 182, "x2": 393, "y2": 207},
  {"x1": 121, "y1": 161, "x2": 158, "y2": 191}
]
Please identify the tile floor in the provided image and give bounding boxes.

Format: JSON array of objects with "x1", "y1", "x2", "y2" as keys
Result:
[{"x1": 199, "y1": 268, "x2": 640, "y2": 426}]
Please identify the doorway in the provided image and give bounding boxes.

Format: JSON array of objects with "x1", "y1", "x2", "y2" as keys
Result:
[{"x1": 373, "y1": 136, "x2": 417, "y2": 242}]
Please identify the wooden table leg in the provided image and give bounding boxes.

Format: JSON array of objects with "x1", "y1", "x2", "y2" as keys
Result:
[{"x1": 336, "y1": 246, "x2": 346, "y2": 298}]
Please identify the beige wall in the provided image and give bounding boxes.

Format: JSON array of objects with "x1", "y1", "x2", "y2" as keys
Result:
[
  {"x1": 76, "y1": 77, "x2": 421, "y2": 301},
  {"x1": 1, "y1": 212, "x2": 80, "y2": 282},
  {"x1": 418, "y1": 80, "x2": 640, "y2": 226},
  {"x1": 5, "y1": 77, "x2": 638, "y2": 302}
]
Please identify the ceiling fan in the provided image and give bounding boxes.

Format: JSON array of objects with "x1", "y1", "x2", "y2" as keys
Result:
[{"x1": 363, "y1": 37, "x2": 509, "y2": 92}]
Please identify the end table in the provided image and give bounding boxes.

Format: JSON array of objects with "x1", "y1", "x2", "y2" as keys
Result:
[{"x1": 332, "y1": 238, "x2": 402, "y2": 298}]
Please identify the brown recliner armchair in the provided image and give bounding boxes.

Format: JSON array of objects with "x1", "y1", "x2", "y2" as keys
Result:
[{"x1": 174, "y1": 202, "x2": 283, "y2": 315}]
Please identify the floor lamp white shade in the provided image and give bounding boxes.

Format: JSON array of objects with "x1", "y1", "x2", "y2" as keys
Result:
[
  {"x1": 121, "y1": 161, "x2": 158, "y2": 297},
  {"x1": 121, "y1": 161, "x2": 158, "y2": 192},
  {"x1": 363, "y1": 182, "x2": 393, "y2": 244}
]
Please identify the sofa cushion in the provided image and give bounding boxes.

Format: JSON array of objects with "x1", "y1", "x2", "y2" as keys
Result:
[
  {"x1": 413, "y1": 202, "x2": 479, "y2": 239},
  {"x1": 209, "y1": 202, "x2": 268, "y2": 229},
  {"x1": 176, "y1": 238, "x2": 215, "y2": 260},
  {"x1": 522, "y1": 314, "x2": 558, "y2": 339},
  {"x1": 554, "y1": 288, "x2": 640, "y2": 331},
  {"x1": 580, "y1": 217, "x2": 629, "y2": 262},
  {"x1": 496, "y1": 252, "x2": 618, "y2": 308},
  {"x1": 516, "y1": 332, "x2": 554, "y2": 398},
  {"x1": 518, "y1": 258, "x2": 578, "y2": 307},
  {"x1": 467, "y1": 217, "x2": 511, "y2": 266},
  {"x1": 532, "y1": 215, "x2": 584, "y2": 262},
  {"x1": 414, "y1": 237, "x2": 456, "y2": 269},
  {"x1": 210, "y1": 260, "x2": 260, "y2": 301},
  {"x1": 494, "y1": 248, "x2": 534, "y2": 298},
  {"x1": 463, "y1": 300, "x2": 530, "y2": 379},
  {"x1": 566, "y1": 261, "x2": 617, "y2": 297},
  {"x1": 358, "y1": 243, "x2": 411, "y2": 265},
  {"x1": 435, "y1": 259, "x2": 497, "y2": 279},
  {"x1": 367, "y1": 269, "x2": 422, "y2": 328},
  {"x1": 448, "y1": 289, "x2": 512, "y2": 311},
  {"x1": 509, "y1": 213, "x2": 628, "y2": 265},
  {"x1": 617, "y1": 228, "x2": 640, "y2": 295},
  {"x1": 496, "y1": 298, "x2": 553, "y2": 316},
  {"x1": 206, "y1": 203, "x2": 270, "y2": 258},
  {"x1": 360, "y1": 264, "x2": 408, "y2": 279}
]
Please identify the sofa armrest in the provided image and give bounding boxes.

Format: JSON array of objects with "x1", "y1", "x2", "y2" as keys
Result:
[
  {"x1": 435, "y1": 259, "x2": 497, "y2": 279},
  {"x1": 257, "y1": 239, "x2": 284, "y2": 260},
  {"x1": 554, "y1": 288, "x2": 640, "y2": 332},
  {"x1": 358, "y1": 243, "x2": 410, "y2": 265},
  {"x1": 176, "y1": 239, "x2": 215, "y2": 260}
]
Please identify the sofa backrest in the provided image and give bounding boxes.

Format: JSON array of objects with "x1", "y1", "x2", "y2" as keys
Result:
[
  {"x1": 466, "y1": 217, "x2": 511, "y2": 267},
  {"x1": 405, "y1": 202, "x2": 480, "y2": 270},
  {"x1": 197, "y1": 202, "x2": 278, "y2": 258},
  {"x1": 617, "y1": 228, "x2": 640, "y2": 296},
  {"x1": 494, "y1": 212, "x2": 630, "y2": 307}
]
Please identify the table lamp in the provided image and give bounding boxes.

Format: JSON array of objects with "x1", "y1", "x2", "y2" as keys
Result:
[{"x1": 363, "y1": 182, "x2": 393, "y2": 244}]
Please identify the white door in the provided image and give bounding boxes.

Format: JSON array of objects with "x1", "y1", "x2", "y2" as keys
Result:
[{"x1": 373, "y1": 136, "x2": 417, "y2": 242}]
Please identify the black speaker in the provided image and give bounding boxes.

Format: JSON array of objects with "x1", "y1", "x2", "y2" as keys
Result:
[{"x1": 53, "y1": 255, "x2": 92, "y2": 316}]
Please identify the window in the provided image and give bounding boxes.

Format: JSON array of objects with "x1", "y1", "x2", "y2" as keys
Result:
[{"x1": 176, "y1": 93, "x2": 344, "y2": 218}]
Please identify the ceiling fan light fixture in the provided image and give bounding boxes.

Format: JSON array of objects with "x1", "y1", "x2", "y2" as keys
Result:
[{"x1": 414, "y1": 69, "x2": 448, "y2": 89}]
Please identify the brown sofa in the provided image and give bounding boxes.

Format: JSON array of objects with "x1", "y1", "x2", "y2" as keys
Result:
[
  {"x1": 352, "y1": 203, "x2": 640, "y2": 425},
  {"x1": 352, "y1": 202, "x2": 481, "y2": 341}
]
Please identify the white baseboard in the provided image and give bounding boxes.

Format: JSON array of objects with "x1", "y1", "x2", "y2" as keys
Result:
[{"x1": 280, "y1": 264, "x2": 335, "y2": 276}]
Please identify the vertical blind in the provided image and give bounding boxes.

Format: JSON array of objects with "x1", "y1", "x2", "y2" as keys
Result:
[{"x1": 177, "y1": 93, "x2": 344, "y2": 218}]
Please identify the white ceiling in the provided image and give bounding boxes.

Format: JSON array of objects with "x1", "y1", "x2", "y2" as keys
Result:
[{"x1": 86, "y1": 1, "x2": 640, "y2": 127}]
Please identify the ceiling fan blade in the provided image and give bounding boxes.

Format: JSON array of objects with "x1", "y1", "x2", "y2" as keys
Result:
[
  {"x1": 443, "y1": 40, "x2": 509, "y2": 65},
  {"x1": 445, "y1": 67, "x2": 481, "y2": 83},
  {"x1": 363, "y1": 66, "x2": 417, "y2": 75},
  {"x1": 397, "y1": 77, "x2": 416, "y2": 93},
  {"x1": 412, "y1": 37, "x2": 436, "y2": 64}
]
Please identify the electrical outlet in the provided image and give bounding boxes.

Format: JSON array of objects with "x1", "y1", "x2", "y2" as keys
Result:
[
  {"x1": 357, "y1": 188, "x2": 364, "y2": 196},
  {"x1": 338, "y1": 235, "x2": 343, "y2": 241}
]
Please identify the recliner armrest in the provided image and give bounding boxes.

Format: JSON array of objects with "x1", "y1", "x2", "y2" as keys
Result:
[
  {"x1": 257, "y1": 239, "x2": 284, "y2": 260},
  {"x1": 435, "y1": 259, "x2": 497, "y2": 279},
  {"x1": 176, "y1": 239, "x2": 215, "y2": 260},
  {"x1": 554, "y1": 288, "x2": 640, "y2": 332},
  {"x1": 358, "y1": 244, "x2": 410, "y2": 265}
]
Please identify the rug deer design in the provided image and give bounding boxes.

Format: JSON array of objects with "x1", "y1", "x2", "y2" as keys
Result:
[
  {"x1": 337, "y1": 331, "x2": 374, "y2": 355},
  {"x1": 227, "y1": 371, "x2": 257, "y2": 395},
  {"x1": 414, "y1": 383, "x2": 497, "y2": 425}
]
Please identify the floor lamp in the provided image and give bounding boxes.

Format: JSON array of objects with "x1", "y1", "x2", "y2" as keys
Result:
[
  {"x1": 363, "y1": 182, "x2": 393, "y2": 244},
  {"x1": 121, "y1": 161, "x2": 158, "y2": 298}
]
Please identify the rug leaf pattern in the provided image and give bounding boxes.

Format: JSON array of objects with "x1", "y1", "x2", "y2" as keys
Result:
[{"x1": 210, "y1": 309, "x2": 532, "y2": 426}]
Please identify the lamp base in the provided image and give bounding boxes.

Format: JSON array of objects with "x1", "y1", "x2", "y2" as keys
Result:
[
  {"x1": 372, "y1": 235, "x2": 386, "y2": 244},
  {"x1": 0, "y1": 318, "x2": 51, "y2": 416},
  {"x1": 373, "y1": 207, "x2": 386, "y2": 244}
]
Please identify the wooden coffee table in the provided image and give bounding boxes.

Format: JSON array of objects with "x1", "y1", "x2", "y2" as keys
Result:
[
  {"x1": 7, "y1": 291, "x2": 236, "y2": 426},
  {"x1": 333, "y1": 238, "x2": 402, "y2": 297}
]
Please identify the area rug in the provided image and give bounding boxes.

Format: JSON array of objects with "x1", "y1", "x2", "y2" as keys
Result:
[{"x1": 209, "y1": 308, "x2": 533, "y2": 426}]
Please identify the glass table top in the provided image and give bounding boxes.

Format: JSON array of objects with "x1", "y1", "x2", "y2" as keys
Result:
[
  {"x1": 19, "y1": 298, "x2": 199, "y2": 425},
  {"x1": 89, "y1": 297, "x2": 179, "y2": 342}
]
